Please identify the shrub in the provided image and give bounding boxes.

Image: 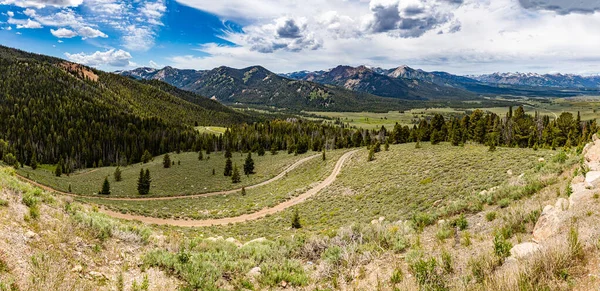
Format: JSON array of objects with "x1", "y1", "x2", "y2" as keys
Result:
[
  {"x1": 453, "y1": 214, "x2": 468, "y2": 230},
  {"x1": 498, "y1": 198, "x2": 511, "y2": 208},
  {"x1": 0, "y1": 199, "x2": 8, "y2": 207},
  {"x1": 412, "y1": 212, "x2": 435, "y2": 231},
  {"x1": 390, "y1": 267, "x2": 404, "y2": 284},
  {"x1": 486, "y1": 211, "x2": 497, "y2": 222},
  {"x1": 409, "y1": 257, "x2": 447, "y2": 291},
  {"x1": 291, "y1": 209, "x2": 302, "y2": 229},
  {"x1": 493, "y1": 234, "x2": 512, "y2": 259},
  {"x1": 553, "y1": 151, "x2": 567, "y2": 164}
]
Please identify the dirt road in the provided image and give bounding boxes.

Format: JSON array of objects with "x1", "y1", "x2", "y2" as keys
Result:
[
  {"x1": 96, "y1": 150, "x2": 358, "y2": 227},
  {"x1": 16, "y1": 153, "x2": 320, "y2": 201}
]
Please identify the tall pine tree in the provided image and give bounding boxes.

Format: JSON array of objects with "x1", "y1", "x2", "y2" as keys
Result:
[{"x1": 244, "y1": 153, "x2": 255, "y2": 175}]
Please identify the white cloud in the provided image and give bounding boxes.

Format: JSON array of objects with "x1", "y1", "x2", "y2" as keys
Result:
[
  {"x1": 168, "y1": 0, "x2": 600, "y2": 75},
  {"x1": 8, "y1": 18, "x2": 42, "y2": 29},
  {"x1": 7, "y1": 11, "x2": 13, "y2": 17},
  {"x1": 0, "y1": 0, "x2": 82, "y2": 8},
  {"x1": 23, "y1": 8, "x2": 35, "y2": 17},
  {"x1": 77, "y1": 26, "x2": 107, "y2": 39},
  {"x1": 57, "y1": 39, "x2": 63, "y2": 43},
  {"x1": 50, "y1": 27, "x2": 76, "y2": 38},
  {"x1": 122, "y1": 25, "x2": 155, "y2": 51},
  {"x1": 65, "y1": 49, "x2": 134, "y2": 67},
  {"x1": 149, "y1": 60, "x2": 159, "y2": 68}
]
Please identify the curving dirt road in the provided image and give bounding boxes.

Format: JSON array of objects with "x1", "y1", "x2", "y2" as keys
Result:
[
  {"x1": 16, "y1": 153, "x2": 320, "y2": 201},
  {"x1": 96, "y1": 150, "x2": 358, "y2": 227}
]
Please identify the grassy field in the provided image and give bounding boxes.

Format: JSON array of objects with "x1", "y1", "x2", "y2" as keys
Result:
[
  {"x1": 80, "y1": 150, "x2": 347, "y2": 219},
  {"x1": 176, "y1": 142, "x2": 563, "y2": 240},
  {"x1": 307, "y1": 97, "x2": 600, "y2": 129},
  {"x1": 195, "y1": 126, "x2": 228, "y2": 135},
  {"x1": 17, "y1": 151, "x2": 307, "y2": 198}
]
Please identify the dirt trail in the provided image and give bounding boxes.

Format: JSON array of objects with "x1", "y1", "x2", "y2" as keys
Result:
[
  {"x1": 96, "y1": 150, "x2": 358, "y2": 227},
  {"x1": 16, "y1": 153, "x2": 320, "y2": 202}
]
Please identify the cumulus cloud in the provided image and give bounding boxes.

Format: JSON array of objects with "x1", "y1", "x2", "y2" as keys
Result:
[
  {"x1": 519, "y1": 0, "x2": 600, "y2": 14},
  {"x1": 7, "y1": 10, "x2": 13, "y2": 17},
  {"x1": 149, "y1": 60, "x2": 159, "y2": 68},
  {"x1": 50, "y1": 27, "x2": 76, "y2": 38},
  {"x1": 77, "y1": 26, "x2": 107, "y2": 39},
  {"x1": 0, "y1": 0, "x2": 82, "y2": 8},
  {"x1": 65, "y1": 49, "x2": 133, "y2": 67},
  {"x1": 276, "y1": 18, "x2": 303, "y2": 38},
  {"x1": 363, "y1": 0, "x2": 462, "y2": 38},
  {"x1": 8, "y1": 18, "x2": 42, "y2": 29}
]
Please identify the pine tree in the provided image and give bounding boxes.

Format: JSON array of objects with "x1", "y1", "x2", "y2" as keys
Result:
[
  {"x1": 368, "y1": 147, "x2": 375, "y2": 162},
  {"x1": 244, "y1": 153, "x2": 255, "y2": 175},
  {"x1": 241, "y1": 187, "x2": 246, "y2": 196},
  {"x1": 384, "y1": 139, "x2": 390, "y2": 151},
  {"x1": 100, "y1": 177, "x2": 111, "y2": 195},
  {"x1": 55, "y1": 161, "x2": 63, "y2": 177},
  {"x1": 114, "y1": 166, "x2": 122, "y2": 182},
  {"x1": 322, "y1": 150, "x2": 326, "y2": 161},
  {"x1": 198, "y1": 151, "x2": 203, "y2": 161},
  {"x1": 141, "y1": 150, "x2": 152, "y2": 164},
  {"x1": 137, "y1": 169, "x2": 149, "y2": 195},
  {"x1": 68, "y1": 184, "x2": 72, "y2": 193},
  {"x1": 415, "y1": 140, "x2": 422, "y2": 149},
  {"x1": 232, "y1": 164, "x2": 241, "y2": 183},
  {"x1": 212, "y1": 168, "x2": 215, "y2": 175},
  {"x1": 163, "y1": 153, "x2": 171, "y2": 168},
  {"x1": 225, "y1": 148, "x2": 232, "y2": 159},
  {"x1": 224, "y1": 157, "x2": 233, "y2": 176},
  {"x1": 30, "y1": 153, "x2": 38, "y2": 170},
  {"x1": 291, "y1": 208, "x2": 302, "y2": 229},
  {"x1": 270, "y1": 145, "x2": 278, "y2": 155},
  {"x1": 144, "y1": 169, "x2": 151, "y2": 194},
  {"x1": 257, "y1": 146, "x2": 266, "y2": 156}
]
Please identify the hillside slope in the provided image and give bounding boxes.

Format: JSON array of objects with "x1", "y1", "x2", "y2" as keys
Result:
[{"x1": 0, "y1": 45, "x2": 247, "y2": 168}]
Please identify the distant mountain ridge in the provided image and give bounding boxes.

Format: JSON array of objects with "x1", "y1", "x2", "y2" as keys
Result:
[
  {"x1": 120, "y1": 65, "x2": 482, "y2": 112},
  {"x1": 470, "y1": 72, "x2": 600, "y2": 88}
]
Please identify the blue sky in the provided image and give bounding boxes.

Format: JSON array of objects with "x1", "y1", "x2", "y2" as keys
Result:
[{"x1": 1, "y1": 0, "x2": 600, "y2": 75}]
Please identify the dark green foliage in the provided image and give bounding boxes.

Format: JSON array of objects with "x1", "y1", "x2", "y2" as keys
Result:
[
  {"x1": 55, "y1": 161, "x2": 63, "y2": 177},
  {"x1": 114, "y1": 166, "x2": 122, "y2": 182},
  {"x1": 243, "y1": 153, "x2": 254, "y2": 175},
  {"x1": 291, "y1": 209, "x2": 302, "y2": 229},
  {"x1": 137, "y1": 169, "x2": 151, "y2": 195},
  {"x1": 68, "y1": 184, "x2": 72, "y2": 193},
  {"x1": 163, "y1": 154, "x2": 171, "y2": 168},
  {"x1": 2, "y1": 153, "x2": 18, "y2": 169},
  {"x1": 30, "y1": 153, "x2": 37, "y2": 170},
  {"x1": 409, "y1": 257, "x2": 448, "y2": 291},
  {"x1": 452, "y1": 214, "x2": 468, "y2": 230},
  {"x1": 493, "y1": 234, "x2": 512, "y2": 259},
  {"x1": 241, "y1": 187, "x2": 246, "y2": 196},
  {"x1": 257, "y1": 146, "x2": 265, "y2": 156},
  {"x1": 198, "y1": 151, "x2": 203, "y2": 161},
  {"x1": 384, "y1": 139, "x2": 390, "y2": 151},
  {"x1": 231, "y1": 164, "x2": 241, "y2": 183},
  {"x1": 141, "y1": 150, "x2": 153, "y2": 164},
  {"x1": 225, "y1": 149, "x2": 232, "y2": 159},
  {"x1": 224, "y1": 158, "x2": 233, "y2": 176},
  {"x1": 100, "y1": 177, "x2": 111, "y2": 195},
  {"x1": 322, "y1": 150, "x2": 326, "y2": 161}
]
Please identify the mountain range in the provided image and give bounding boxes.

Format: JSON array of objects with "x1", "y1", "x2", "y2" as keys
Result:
[{"x1": 470, "y1": 72, "x2": 600, "y2": 89}]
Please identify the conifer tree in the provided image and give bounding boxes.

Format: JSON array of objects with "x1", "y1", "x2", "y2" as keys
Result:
[
  {"x1": 241, "y1": 187, "x2": 246, "y2": 196},
  {"x1": 257, "y1": 146, "x2": 266, "y2": 156},
  {"x1": 225, "y1": 148, "x2": 232, "y2": 159},
  {"x1": 291, "y1": 209, "x2": 302, "y2": 229},
  {"x1": 212, "y1": 168, "x2": 215, "y2": 175},
  {"x1": 144, "y1": 169, "x2": 151, "y2": 194},
  {"x1": 271, "y1": 145, "x2": 278, "y2": 155},
  {"x1": 224, "y1": 157, "x2": 233, "y2": 176},
  {"x1": 55, "y1": 161, "x2": 63, "y2": 177},
  {"x1": 368, "y1": 147, "x2": 375, "y2": 162},
  {"x1": 30, "y1": 153, "x2": 37, "y2": 170},
  {"x1": 68, "y1": 184, "x2": 72, "y2": 193},
  {"x1": 244, "y1": 153, "x2": 255, "y2": 175},
  {"x1": 384, "y1": 139, "x2": 390, "y2": 151},
  {"x1": 141, "y1": 150, "x2": 152, "y2": 164},
  {"x1": 137, "y1": 168, "x2": 150, "y2": 195},
  {"x1": 198, "y1": 151, "x2": 203, "y2": 161},
  {"x1": 114, "y1": 166, "x2": 122, "y2": 182},
  {"x1": 100, "y1": 177, "x2": 111, "y2": 195},
  {"x1": 163, "y1": 153, "x2": 171, "y2": 168},
  {"x1": 322, "y1": 150, "x2": 326, "y2": 161},
  {"x1": 232, "y1": 164, "x2": 241, "y2": 183}
]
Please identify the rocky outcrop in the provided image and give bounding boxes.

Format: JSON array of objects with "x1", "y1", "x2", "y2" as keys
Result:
[{"x1": 511, "y1": 134, "x2": 600, "y2": 258}]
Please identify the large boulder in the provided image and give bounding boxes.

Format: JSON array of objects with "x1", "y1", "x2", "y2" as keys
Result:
[
  {"x1": 532, "y1": 205, "x2": 564, "y2": 243},
  {"x1": 510, "y1": 242, "x2": 542, "y2": 259},
  {"x1": 585, "y1": 171, "x2": 600, "y2": 188}
]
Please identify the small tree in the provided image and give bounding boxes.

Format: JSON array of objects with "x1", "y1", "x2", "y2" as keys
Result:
[
  {"x1": 198, "y1": 151, "x2": 203, "y2": 161},
  {"x1": 100, "y1": 177, "x2": 111, "y2": 195},
  {"x1": 137, "y1": 169, "x2": 150, "y2": 195},
  {"x1": 368, "y1": 147, "x2": 375, "y2": 162},
  {"x1": 163, "y1": 153, "x2": 171, "y2": 168},
  {"x1": 257, "y1": 146, "x2": 265, "y2": 156},
  {"x1": 291, "y1": 209, "x2": 302, "y2": 229},
  {"x1": 232, "y1": 164, "x2": 241, "y2": 183},
  {"x1": 241, "y1": 187, "x2": 246, "y2": 196},
  {"x1": 224, "y1": 158, "x2": 233, "y2": 176},
  {"x1": 68, "y1": 184, "x2": 72, "y2": 193},
  {"x1": 373, "y1": 141, "x2": 381, "y2": 153},
  {"x1": 3, "y1": 153, "x2": 18, "y2": 169},
  {"x1": 212, "y1": 168, "x2": 215, "y2": 175},
  {"x1": 415, "y1": 140, "x2": 422, "y2": 149},
  {"x1": 322, "y1": 150, "x2": 326, "y2": 161},
  {"x1": 270, "y1": 145, "x2": 278, "y2": 155},
  {"x1": 384, "y1": 139, "x2": 390, "y2": 151},
  {"x1": 225, "y1": 148, "x2": 232, "y2": 159},
  {"x1": 244, "y1": 153, "x2": 255, "y2": 175},
  {"x1": 141, "y1": 150, "x2": 152, "y2": 163},
  {"x1": 55, "y1": 161, "x2": 63, "y2": 177},
  {"x1": 30, "y1": 153, "x2": 38, "y2": 170},
  {"x1": 114, "y1": 166, "x2": 122, "y2": 182}
]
